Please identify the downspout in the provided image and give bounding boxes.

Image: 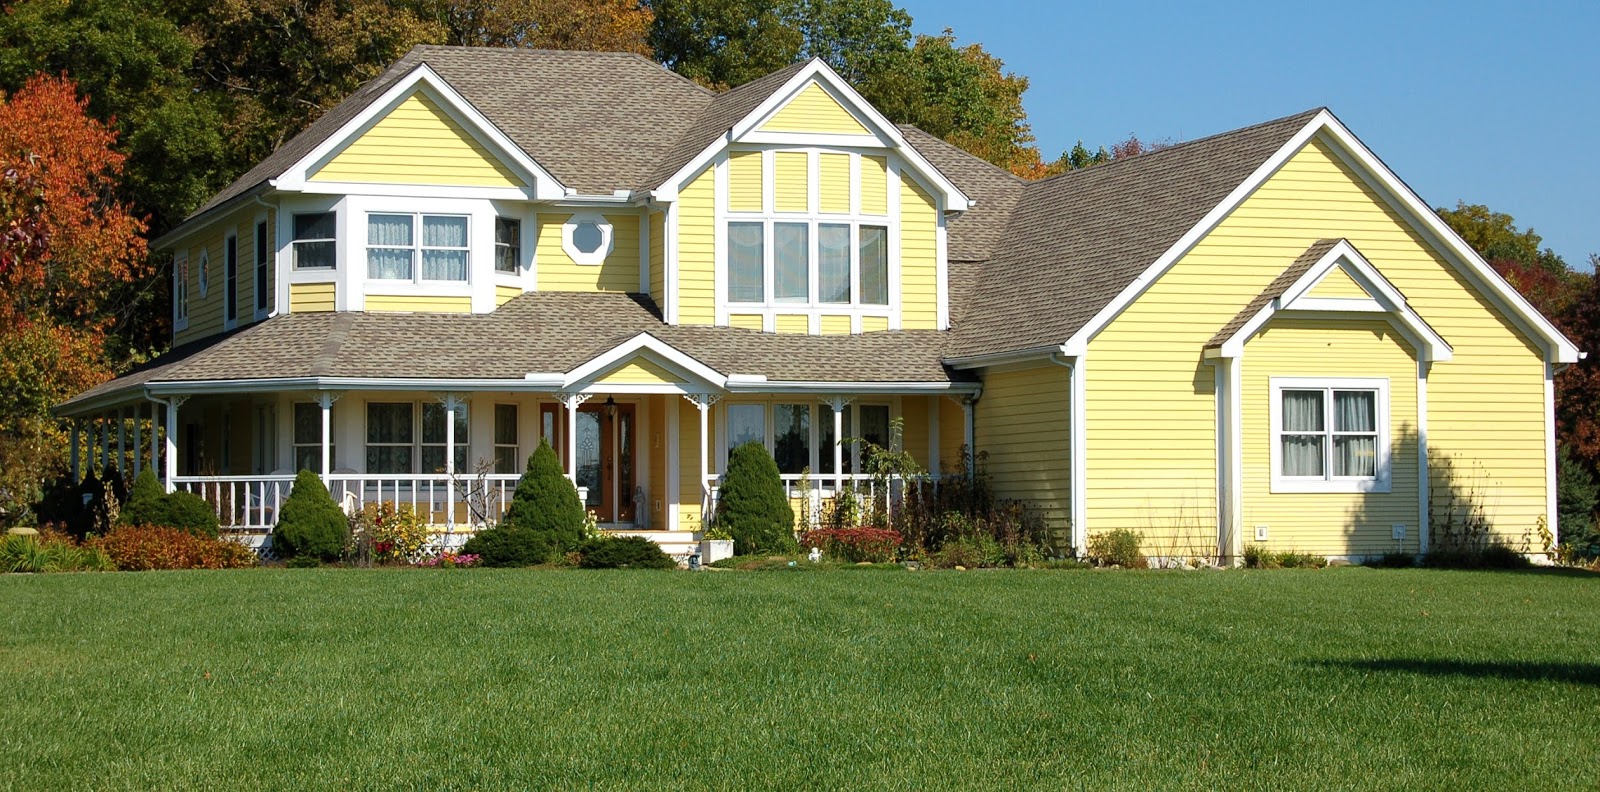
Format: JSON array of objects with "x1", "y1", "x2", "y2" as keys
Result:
[
  {"x1": 1050, "y1": 351, "x2": 1086, "y2": 557},
  {"x1": 253, "y1": 194, "x2": 282, "y2": 319}
]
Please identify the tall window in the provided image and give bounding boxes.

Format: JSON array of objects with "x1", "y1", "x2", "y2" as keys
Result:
[
  {"x1": 292, "y1": 212, "x2": 336, "y2": 270},
  {"x1": 292, "y1": 402, "x2": 331, "y2": 473},
  {"x1": 724, "y1": 220, "x2": 889, "y2": 307},
  {"x1": 367, "y1": 214, "x2": 469, "y2": 282},
  {"x1": 420, "y1": 402, "x2": 469, "y2": 473},
  {"x1": 495, "y1": 218, "x2": 521, "y2": 273},
  {"x1": 772, "y1": 404, "x2": 810, "y2": 474},
  {"x1": 1272, "y1": 379, "x2": 1388, "y2": 493},
  {"x1": 173, "y1": 251, "x2": 190, "y2": 327},
  {"x1": 224, "y1": 234, "x2": 238, "y2": 325},
  {"x1": 494, "y1": 404, "x2": 519, "y2": 473},
  {"x1": 726, "y1": 404, "x2": 765, "y2": 454},
  {"x1": 255, "y1": 221, "x2": 270, "y2": 314},
  {"x1": 365, "y1": 402, "x2": 471, "y2": 475}
]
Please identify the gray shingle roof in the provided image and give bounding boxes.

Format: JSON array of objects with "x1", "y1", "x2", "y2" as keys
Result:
[
  {"x1": 1205, "y1": 239, "x2": 1340, "y2": 348},
  {"x1": 946, "y1": 109, "x2": 1323, "y2": 359},
  {"x1": 62, "y1": 293, "x2": 970, "y2": 411},
  {"x1": 640, "y1": 61, "x2": 809, "y2": 191},
  {"x1": 897, "y1": 126, "x2": 1024, "y2": 263}
]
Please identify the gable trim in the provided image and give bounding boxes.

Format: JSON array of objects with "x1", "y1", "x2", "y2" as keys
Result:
[
  {"x1": 548, "y1": 333, "x2": 727, "y2": 392},
  {"x1": 1062, "y1": 111, "x2": 1579, "y2": 365},
  {"x1": 274, "y1": 64, "x2": 564, "y2": 200}
]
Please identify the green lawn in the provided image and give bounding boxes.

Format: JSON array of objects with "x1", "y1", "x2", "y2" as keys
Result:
[{"x1": 2, "y1": 567, "x2": 1597, "y2": 790}]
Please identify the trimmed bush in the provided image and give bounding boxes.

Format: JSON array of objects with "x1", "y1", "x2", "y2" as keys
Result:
[
  {"x1": 502, "y1": 441, "x2": 586, "y2": 548},
  {"x1": 119, "y1": 469, "x2": 167, "y2": 527},
  {"x1": 1087, "y1": 529, "x2": 1147, "y2": 568},
  {"x1": 90, "y1": 526, "x2": 256, "y2": 571},
  {"x1": 118, "y1": 469, "x2": 221, "y2": 538},
  {"x1": 461, "y1": 526, "x2": 562, "y2": 567},
  {"x1": 272, "y1": 470, "x2": 349, "y2": 562},
  {"x1": 161, "y1": 491, "x2": 221, "y2": 538},
  {"x1": 577, "y1": 536, "x2": 676, "y2": 569},
  {"x1": 714, "y1": 441, "x2": 795, "y2": 555}
]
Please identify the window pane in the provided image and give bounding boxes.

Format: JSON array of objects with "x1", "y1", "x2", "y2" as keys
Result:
[
  {"x1": 367, "y1": 248, "x2": 412, "y2": 280},
  {"x1": 1335, "y1": 436, "x2": 1377, "y2": 477},
  {"x1": 368, "y1": 214, "x2": 412, "y2": 245},
  {"x1": 774, "y1": 222, "x2": 809, "y2": 302},
  {"x1": 421, "y1": 446, "x2": 447, "y2": 474},
  {"x1": 728, "y1": 222, "x2": 764, "y2": 302},
  {"x1": 572, "y1": 221, "x2": 604, "y2": 254},
  {"x1": 367, "y1": 446, "x2": 412, "y2": 475},
  {"x1": 293, "y1": 403, "x2": 321, "y2": 444},
  {"x1": 294, "y1": 212, "x2": 335, "y2": 241},
  {"x1": 294, "y1": 446, "x2": 323, "y2": 475},
  {"x1": 1281, "y1": 435, "x2": 1325, "y2": 477},
  {"x1": 422, "y1": 249, "x2": 468, "y2": 281},
  {"x1": 421, "y1": 403, "x2": 469, "y2": 444},
  {"x1": 773, "y1": 404, "x2": 811, "y2": 474},
  {"x1": 495, "y1": 451, "x2": 517, "y2": 475},
  {"x1": 1334, "y1": 391, "x2": 1375, "y2": 432},
  {"x1": 367, "y1": 403, "x2": 413, "y2": 444},
  {"x1": 1281, "y1": 390, "x2": 1324, "y2": 432},
  {"x1": 422, "y1": 215, "x2": 467, "y2": 248},
  {"x1": 819, "y1": 408, "x2": 838, "y2": 475},
  {"x1": 819, "y1": 224, "x2": 850, "y2": 304},
  {"x1": 859, "y1": 225, "x2": 888, "y2": 305},
  {"x1": 495, "y1": 404, "x2": 518, "y2": 446},
  {"x1": 858, "y1": 405, "x2": 889, "y2": 450},
  {"x1": 727, "y1": 404, "x2": 765, "y2": 454},
  {"x1": 495, "y1": 218, "x2": 520, "y2": 273},
  {"x1": 295, "y1": 240, "x2": 335, "y2": 269}
]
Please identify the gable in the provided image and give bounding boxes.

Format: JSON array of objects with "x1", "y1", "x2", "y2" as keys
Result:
[
  {"x1": 596, "y1": 357, "x2": 687, "y2": 386},
  {"x1": 1303, "y1": 265, "x2": 1372, "y2": 300},
  {"x1": 309, "y1": 90, "x2": 523, "y2": 188},
  {"x1": 756, "y1": 82, "x2": 871, "y2": 136}
]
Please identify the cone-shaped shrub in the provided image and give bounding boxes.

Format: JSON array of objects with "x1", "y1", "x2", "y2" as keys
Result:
[
  {"x1": 273, "y1": 470, "x2": 349, "y2": 562},
  {"x1": 714, "y1": 441, "x2": 795, "y2": 555},
  {"x1": 502, "y1": 440, "x2": 586, "y2": 546},
  {"x1": 119, "y1": 469, "x2": 168, "y2": 528}
]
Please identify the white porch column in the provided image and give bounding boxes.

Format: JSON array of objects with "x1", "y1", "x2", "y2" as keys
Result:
[
  {"x1": 70, "y1": 422, "x2": 81, "y2": 483},
  {"x1": 315, "y1": 391, "x2": 343, "y2": 486},
  {"x1": 436, "y1": 392, "x2": 466, "y2": 531},
  {"x1": 681, "y1": 393, "x2": 721, "y2": 519},
  {"x1": 555, "y1": 393, "x2": 592, "y2": 486},
  {"x1": 133, "y1": 404, "x2": 143, "y2": 477},
  {"x1": 163, "y1": 398, "x2": 187, "y2": 493},
  {"x1": 116, "y1": 407, "x2": 126, "y2": 475},
  {"x1": 823, "y1": 397, "x2": 850, "y2": 495}
]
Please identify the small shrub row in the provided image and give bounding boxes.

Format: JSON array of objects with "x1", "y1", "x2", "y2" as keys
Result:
[
  {"x1": 1242, "y1": 545, "x2": 1329, "y2": 569},
  {"x1": 1422, "y1": 544, "x2": 1531, "y2": 570},
  {"x1": 1087, "y1": 529, "x2": 1147, "y2": 568},
  {"x1": 799, "y1": 527, "x2": 902, "y2": 563},
  {"x1": 120, "y1": 469, "x2": 220, "y2": 538},
  {"x1": 90, "y1": 526, "x2": 257, "y2": 571},
  {"x1": 1, "y1": 531, "x2": 115, "y2": 573},
  {"x1": 577, "y1": 536, "x2": 676, "y2": 569}
]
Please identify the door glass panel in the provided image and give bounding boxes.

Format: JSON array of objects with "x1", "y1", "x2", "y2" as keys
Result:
[
  {"x1": 576, "y1": 410, "x2": 601, "y2": 509},
  {"x1": 618, "y1": 409, "x2": 634, "y2": 520}
]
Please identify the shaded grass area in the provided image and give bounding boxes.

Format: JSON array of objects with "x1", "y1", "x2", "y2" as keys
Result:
[{"x1": 2, "y1": 568, "x2": 1598, "y2": 790}]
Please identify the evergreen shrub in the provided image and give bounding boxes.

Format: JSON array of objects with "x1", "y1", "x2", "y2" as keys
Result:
[
  {"x1": 462, "y1": 441, "x2": 587, "y2": 566},
  {"x1": 713, "y1": 441, "x2": 795, "y2": 555},
  {"x1": 118, "y1": 469, "x2": 220, "y2": 538},
  {"x1": 577, "y1": 536, "x2": 676, "y2": 569},
  {"x1": 272, "y1": 470, "x2": 349, "y2": 562}
]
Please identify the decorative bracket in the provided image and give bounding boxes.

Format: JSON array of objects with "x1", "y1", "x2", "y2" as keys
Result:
[
  {"x1": 554, "y1": 392, "x2": 593, "y2": 409},
  {"x1": 167, "y1": 395, "x2": 192, "y2": 410},
  {"x1": 682, "y1": 393, "x2": 722, "y2": 410},
  {"x1": 314, "y1": 391, "x2": 345, "y2": 409},
  {"x1": 433, "y1": 391, "x2": 470, "y2": 411},
  {"x1": 820, "y1": 396, "x2": 853, "y2": 412}
]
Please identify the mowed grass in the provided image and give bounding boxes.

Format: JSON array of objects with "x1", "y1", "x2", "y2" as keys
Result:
[{"x1": 2, "y1": 567, "x2": 1598, "y2": 790}]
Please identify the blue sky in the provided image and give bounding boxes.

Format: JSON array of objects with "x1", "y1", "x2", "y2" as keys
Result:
[{"x1": 899, "y1": 0, "x2": 1599, "y2": 267}]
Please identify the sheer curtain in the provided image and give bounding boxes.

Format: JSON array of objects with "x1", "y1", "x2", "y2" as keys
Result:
[
  {"x1": 1280, "y1": 390, "x2": 1324, "y2": 477},
  {"x1": 727, "y1": 222, "x2": 764, "y2": 302},
  {"x1": 367, "y1": 214, "x2": 413, "y2": 280},
  {"x1": 818, "y1": 224, "x2": 851, "y2": 303},
  {"x1": 1334, "y1": 391, "x2": 1377, "y2": 476},
  {"x1": 422, "y1": 216, "x2": 468, "y2": 281},
  {"x1": 774, "y1": 223, "x2": 809, "y2": 302},
  {"x1": 858, "y1": 226, "x2": 888, "y2": 305}
]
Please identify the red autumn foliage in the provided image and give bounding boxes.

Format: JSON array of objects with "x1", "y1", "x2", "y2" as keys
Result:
[
  {"x1": 89, "y1": 525, "x2": 257, "y2": 571},
  {"x1": 799, "y1": 527, "x2": 903, "y2": 563}
]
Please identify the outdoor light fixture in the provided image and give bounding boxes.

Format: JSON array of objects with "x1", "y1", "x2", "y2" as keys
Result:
[{"x1": 604, "y1": 395, "x2": 617, "y2": 419}]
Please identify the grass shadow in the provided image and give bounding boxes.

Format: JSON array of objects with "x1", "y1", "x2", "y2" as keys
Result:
[{"x1": 1312, "y1": 658, "x2": 1600, "y2": 687}]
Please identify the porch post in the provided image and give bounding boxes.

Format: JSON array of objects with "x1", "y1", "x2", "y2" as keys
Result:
[
  {"x1": 70, "y1": 422, "x2": 81, "y2": 483},
  {"x1": 133, "y1": 404, "x2": 142, "y2": 477},
  {"x1": 100, "y1": 413, "x2": 110, "y2": 472},
  {"x1": 117, "y1": 407, "x2": 126, "y2": 475},
  {"x1": 315, "y1": 391, "x2": 344, "y2": 486},
  {"x1": 164, "y1": 398, "x2": 187, "y2": 493},
  {"x1": 149, "y1": 401, "x2": 161, "y2": 484},
  {"x1": 824, "y1": 397, "x2": 849, "y2": 495},
  {"x1": 438, "y1": 392, "x2": 463, "y2": 532},
  {"x1": 554, "y1": 393, "x2": 592, "y2": 486},
  {"x1": 698, "y1": 399, "x2": 709, "y2": 508}
]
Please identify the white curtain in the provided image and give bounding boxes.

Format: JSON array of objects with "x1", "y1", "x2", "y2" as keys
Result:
[
  {"x1": 774, "y1": 222, "x2": 808, "y2": 302},
  {"x1": 1281, "y1": 390, "x2": 1324, "y2": 476},
  {"x1": 1334, "y1": 391, "x2": 1377, "y2": 476},
  {"x1": 859, "y1": 226, "x2": 888, "y2": 305},
  {"x1": 422, "y1": 216, "x2": 468, "y2": 281},
  {"x1": 818, "y1": 224, "x2": 851, "y2": 303},
  {"x1": 727, "y1": 222, "x2": 764, "y2": 302},
  {"x1": 367, "y1": 214, "x2": 413, "y2": 280}
]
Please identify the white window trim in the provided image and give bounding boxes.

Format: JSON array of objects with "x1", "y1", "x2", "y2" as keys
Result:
[
  {"x1": 364, "y1": 212, "x2": 472, "y2": 286},
  {"x1": 1269, "y1": 376, "x2": 1391, "y2": 494},
  {"x1": 253, "y1": 215, "x2": 271, "y2": 321},
  {"x1": 493, "y1": 216, "x2": 523, "y2": 275},
  {"x1": 562, "y1": 211, "x2": 613, "y2": 265},
  {"x1": 291, "y1": 210, "x2": 338, "y2": 272},
  {"x1": 172, "y1": 250, "x2": 189, "y2": 332},
  {"x1": 197, "y1": 248, "x2": 210, "y2": 299}
]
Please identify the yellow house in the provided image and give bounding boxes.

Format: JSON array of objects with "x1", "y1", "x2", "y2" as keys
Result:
[{"x1": 58, "y1": 47, "x2": 1578, "y2": 561}]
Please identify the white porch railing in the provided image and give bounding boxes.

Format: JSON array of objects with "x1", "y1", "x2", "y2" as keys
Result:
[{"x1": 701, "y1": 472, "x2": 940, "y2": 528}]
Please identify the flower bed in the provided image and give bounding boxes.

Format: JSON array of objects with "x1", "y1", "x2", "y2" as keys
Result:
[{"x1": 799, "y1": 527, "x2": 903, "y2": 563}]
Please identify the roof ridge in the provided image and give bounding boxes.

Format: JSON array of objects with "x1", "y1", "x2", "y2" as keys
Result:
[{"x1": 1024, "y1": 106, "x2": 1327, "y2": 189}]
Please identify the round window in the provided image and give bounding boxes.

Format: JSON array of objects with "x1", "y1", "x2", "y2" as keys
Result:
[{"x1": 572, "y1": 221, "x2": 604, "y2": 255}]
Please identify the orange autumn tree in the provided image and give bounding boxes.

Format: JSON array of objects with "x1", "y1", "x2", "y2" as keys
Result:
[{"x1": 0, "y1": 74, "x2": 150, "y2": 521}]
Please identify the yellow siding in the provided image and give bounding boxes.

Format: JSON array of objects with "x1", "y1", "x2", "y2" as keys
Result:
[
  {"x1": 901, "y1": 396, "x2": 930, "y2": 471},
  {"x1": 975, "y1": 366, "x2": 1072, "y2": 542},
  {"x1": 1086, "y1": 136, "x2": 1549, "y2": 550},
  {"x1": 1305, "y1": 266, "x2": 1372, "y2": 299},
  {"x1": 758, "y1": 83, "x2": 869, "y2": 135},
  {"x1": 819, "y1": 153, "x2": 850, "y2": 214},
  {"x1": 774, "y1": 151, "x2": 809, "y2": 213},
  {"x1": 938, "y1": 397, "x2": 966, "y2": 476},
  {"x1": 597, "y1": 358, "x2": 685, "y2": 385},
  {"x1": 861, "y1": 316, "x2": 889, "y2": 333},
  {"x1": 310, "y1": 92, "x2": 521, "y2": 187},
  {"x1": 728, "y1": 152, "x2": 764, "y2": 213},
  {"x1": 290, "y1": 282, "x2": 336, "y2": 313},
  {"x1": 649, "y1": 211, "x2": 666, "y2": 305},
  {"x1": 175, "y1": 206, "x2": 273, "y2": 346},
  {"x1": 496, "y1": 284, "x2": 522, "y2": 306},
  {"x1": 1242, "y1": 318, "x2": 1421, "y2": 555},
  {"x1": 775, "y1": 314, "x2": 809, "y2": 334},
  {"x1": 677, "y1": 169, "x2": 716, "y2": 324},
  {"x1": 860, "y1": 156, "x2": 889, "y2": 216},
  {"x1": 820, "y1": 315, "x2": 852, "y2": 335},
  {"x1": 677, "y1": 399, "x2": 706, "y2": 528},
  {"x1": 534, "y1": 212, "x2": 641, "y2": 292},
  {"x1": 899, "y1": 176, "x2": 939, "y2": 330},
  {"x1": 365, "y1": 294, "x2": 471, "y2": 313},
  {"x1": 728, "y1": 314, "x2": 764, "y2": 330}
]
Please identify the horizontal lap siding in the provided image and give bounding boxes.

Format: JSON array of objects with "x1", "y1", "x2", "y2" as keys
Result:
[
  {"x1": 290, "y1": 282, "x2": 335, "y2": 313},
  {"x1": 820, "y1": 315, "x2": 851, "y2": 335},
  {"x1": 535, "y1": 212, "x2": 641, "y2": 292},
  {"x1": 774, "y1": 152, "x2": 808, "y2": 213},
  {"x1": 1305, "y1": 266, "x2": 1370, "y2": 299},
  {"x1": 819, "y1": 153, "x2": 850, "y2": 214},
  {"x1": 728, "y1": 152, "x2": 762, "y2": 213},
  {"x1": 975, "y1": 366, "x2": 1071, "y2": 537},
  {"x1": 496, "y1": 284, "x2": 521, "y2": 306},
  {"x1": 1242, "y1": 318, "x2": 1421, "y2": 555},
  {"x1": 311, "y1": 93, "x2": 521, "y2": 187},
  {"x1": 364, "y1": 295, "x2": 469, "y2": 313},
  {"x1": 775, "y1": 314, "x2": 808, "y2": 334},
  {"x1": 899, "y1": 178, "x2": 938, "y2": 330},
  {"x1": 860, "y1": 157, "x2": 889, "y2": 216},
  {"x1": 861, "y1": 316, "x2": 889, "y2": 333},
  {"x1": 598, "y1": 359, "x2": 683, "y2": 385},
  {"x1": 900, "y1": 396, "x2": 930, "y2": 471},
  {"x1": 757, "y1": 83, "x2": 869, "y2": 135},
  {"x1": 649, "y1": 211, "x2": 665, "y2": 305},
  {"x1": 677, "y1": 399, "x2": 705, "y2": 528},
  {"x1": 677, "y1": 169, "x2": 716, "y2": 324},
  {"x1": 728, "y1": 314, "x2": 763, "y2": 330},
  {"x1": 177, "y1": 206, "x2": 270, "y2": 345}
]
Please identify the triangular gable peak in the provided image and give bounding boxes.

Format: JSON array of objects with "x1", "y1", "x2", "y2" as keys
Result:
[
  {"x1": 543, "y1": 333, "x2": 727, "y2": 394},
  {"x1": 1062, "y1": 111, "x2": 1578, "y2": 364},
  {"x1": 276, "y1": 63, "x2": 565, "y2": 200},
  {"x1": 1207, "y1": 239, "x2": 1452, "y2": 362},
  {"x1": 658, "y1": 60, "x2": 971, "y2": 210}
]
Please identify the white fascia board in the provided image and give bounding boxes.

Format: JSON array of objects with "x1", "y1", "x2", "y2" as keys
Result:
[
  {"x1": 559, "y1": 332, "x2": 728, "y2": 389},
  {"x1": 274, "y1": 63, "x2": 565, "y2": 201},
  {"x1": 142, "y1": 376, "x2": 566, "y2": 397},
  {"x1": 290, "y1": 181, "x2": 534, "y2": 201},
  {"x1": 723, "y1": 381, "x2": 983, "y2": 395}
]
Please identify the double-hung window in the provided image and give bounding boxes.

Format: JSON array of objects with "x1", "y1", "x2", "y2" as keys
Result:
[
  {"x1": 365, "y1": 402, "x2": 471, "y2": 475},
  {"x1": 494, "y1": 404, "x2": 519, "y2": 473},
  {"x1": 292, "y1": 402, "x2": 332, "y2": 473},
  {"x1": 367, "y1": 213, "x2": 469, "y2": 283},
  {"x1": 292, "y1": 212, "x2": 336, "y2": 270},
  {"x1": 495, "y1": 218, "x2": 521, "y2": 274},
  {"x1": 1271, "y1": 378, "x2": 1389, "y2": 493},
  {"x1": 173, "y1": 251, "x2": 190, "y2": 328},
  {"x1": 726, "y1": 219, "x2": 890, "y2": 307}
]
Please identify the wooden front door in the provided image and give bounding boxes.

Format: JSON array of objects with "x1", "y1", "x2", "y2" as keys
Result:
[{"x1": 575, "y1": 403, "x2": 636, "y2": 524}]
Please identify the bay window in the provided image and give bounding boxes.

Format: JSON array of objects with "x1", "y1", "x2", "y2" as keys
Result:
[
  {"x1": 724, "y1": 219, "x2": 890, "y2": 307},
  {"x1": 367, "y1": 213, "x2": 469, "y2": 282},
  {"x1": 1271, "y1": 378, "x2": 1389, "y2": 493}
]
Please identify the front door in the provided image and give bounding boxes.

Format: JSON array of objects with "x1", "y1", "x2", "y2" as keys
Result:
[{"x1": 575, "y1": 403, "x2": 636, "y2": 524}]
